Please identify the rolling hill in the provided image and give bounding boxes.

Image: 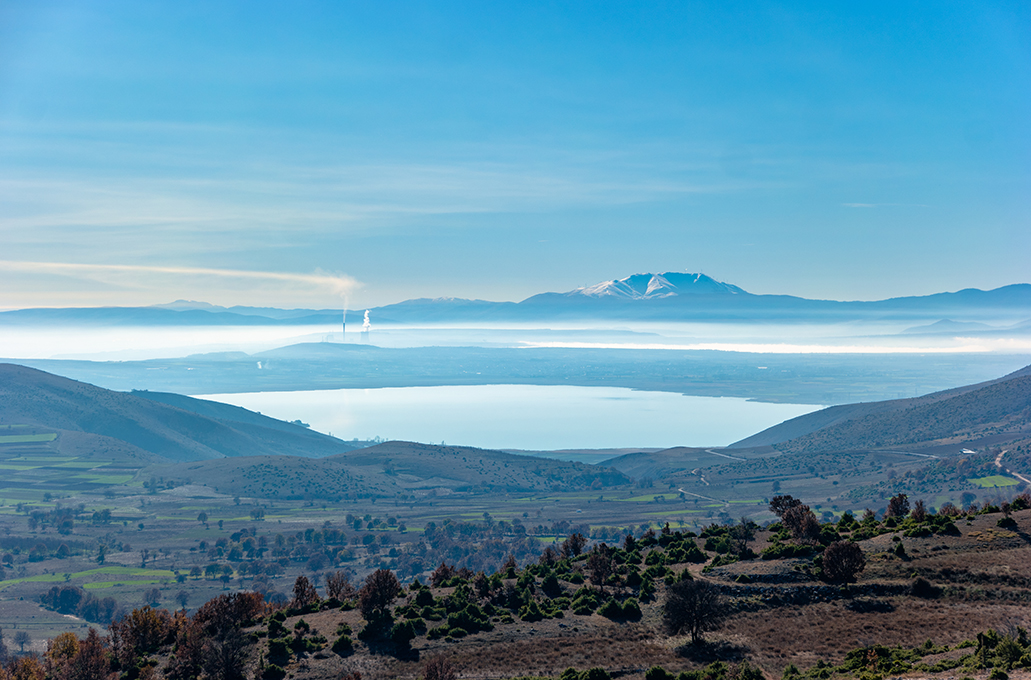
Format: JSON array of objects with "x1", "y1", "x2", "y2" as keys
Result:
[
  {"x1": 0, "y1": 364, "x2": 363, "y2": 462},
  {"x1": 731, "y1": 363, "x2": 1031, "y2": 453},
  {"x1": 148, "y1": 440, "x2": 631, "y2": 500},
  {"x1": 0, "y1": 364, "x2": 630, "y2": 499}
]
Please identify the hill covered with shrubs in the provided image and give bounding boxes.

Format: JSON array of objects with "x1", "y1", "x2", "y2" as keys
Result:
[{"x1": 10, "y1": 493, "x2": 1031, "y2": 680}]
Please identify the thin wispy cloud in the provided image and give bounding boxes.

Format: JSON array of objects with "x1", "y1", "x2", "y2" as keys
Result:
[
  {"x1": 842, "y1": 202, "x2": 932, "y2": 208},
  {"x1": 0, "y1": 261, "x2": 360, "y2": 308},
  {"x1": 0, "y1": 156, "x2": 741, "y2": 245}
]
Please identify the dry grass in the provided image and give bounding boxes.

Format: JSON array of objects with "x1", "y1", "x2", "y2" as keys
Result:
[
  {"x1": 723, "y1": 599, "x2": 1031, "y2": 674},
  {"x1": 84, "y1": 509, "x2": 1031, "y2": 680}
]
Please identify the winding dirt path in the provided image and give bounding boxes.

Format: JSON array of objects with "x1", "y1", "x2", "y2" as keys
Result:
[{"x1": 995, "y1": 449, "x2": 1031, "y2": 485}]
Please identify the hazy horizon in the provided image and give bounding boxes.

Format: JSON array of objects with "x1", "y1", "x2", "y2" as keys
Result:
[{"x1": 1, "y1": 269, "x2": 1031, "y2": 313}]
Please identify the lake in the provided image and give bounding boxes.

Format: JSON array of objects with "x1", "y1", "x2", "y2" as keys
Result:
[{"x1": 196, "y1": 384, "x2": 822, "y2": 451}]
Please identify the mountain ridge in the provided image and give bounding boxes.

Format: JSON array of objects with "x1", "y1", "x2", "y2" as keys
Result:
[
  {"x1": 2, "y1": 274, "x2": 1029, "y2": 325},
  {"x1": 557, "y1": 272, "x2": 748, "y2": 300}
]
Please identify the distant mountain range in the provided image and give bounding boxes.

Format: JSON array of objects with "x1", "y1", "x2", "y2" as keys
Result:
[
  {"x1": 557, "y1": 272, "x2": 747, "y2": 299},
  {"x1": 1, "y1": 271, "x2": 1029, "y2": 325}
]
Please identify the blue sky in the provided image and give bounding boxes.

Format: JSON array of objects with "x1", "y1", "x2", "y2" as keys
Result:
[{"x1": 0, "y1": 1, "x2": 1028, "y2": 309}]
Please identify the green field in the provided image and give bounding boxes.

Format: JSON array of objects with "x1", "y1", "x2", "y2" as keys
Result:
[
  {"x1": 0, "y1": 433, "x2": 57, "y2": 443},
  {"x1": 84, "y1": 579, "x2": 168, "y2": 590},
  {"x1": 625, "y1": 493, "x2": 681, "y2": 502},
  {"x1": 0, "y1": 566, "x2": 178, "y2": 591},
  {"x1": 76, "y1": 475, "x2": 135, "y2": 484},
  {"x1": 968, "y1": 475, "x2": 1020, "y2": 488}
]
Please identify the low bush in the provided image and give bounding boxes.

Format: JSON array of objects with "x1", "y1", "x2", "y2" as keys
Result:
[
  {"x1": 261, "y1": 664, "x2": 286, "y2": 680},
  {"x1": 391, "y1": 620, "x2": 417, "y2": 646},
  {"x1": 331, "y1": 634, "x2": 353, "y2": 654},
  {"x1": 911, "y1": 577, "x2": 941, "y2": 599},
  {"x1": 519, "y1": 599, "x2": 546, "y2": 622},
  {"x1": 596, "y1": 599, "x2": 621, "y2": 619},
  {"x1": 267, "y1": 638, "x2": 291, "y2": 660},
  {"x1": 761, "y1": 543, "x2": 814, "y2": 560},
  {"x1": 703, "y1": 554, "x2": 739, "y2": 572}
]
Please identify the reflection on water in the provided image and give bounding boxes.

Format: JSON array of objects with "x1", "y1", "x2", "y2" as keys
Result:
[{"x1": 197, "y1": 384, "x2": 822, "y2": 451}]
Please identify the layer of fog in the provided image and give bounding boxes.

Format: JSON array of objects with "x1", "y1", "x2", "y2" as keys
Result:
[{"x1": 3, "y1": 319, "x2": 1029, "y2": 361}]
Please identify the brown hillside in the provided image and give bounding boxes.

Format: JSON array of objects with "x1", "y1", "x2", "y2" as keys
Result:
[{"x1": 26, "y1": 504, "x2": 1031, "y2": 680}]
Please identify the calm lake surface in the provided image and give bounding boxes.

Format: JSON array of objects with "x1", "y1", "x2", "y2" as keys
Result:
[{"x1": 197, "y1": 385, "x2": 822, "y2": 451}]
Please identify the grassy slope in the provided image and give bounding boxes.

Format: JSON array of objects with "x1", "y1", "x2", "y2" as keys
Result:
[
  {"x1": 0, "y1": 364, "x2": 361, "y2": 462},
  {"x1": 776, "y1": 373, "x2": 1031, "y2": 455},
  {"x1": 731, "y1": 363, "x2": 1031, "y2": 451},
  {"x1": 147, "y1": 440, "x2": 632, "y2": 499}
]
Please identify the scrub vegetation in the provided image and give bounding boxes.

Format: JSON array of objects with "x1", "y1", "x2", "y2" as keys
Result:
[{"x1": 4, "y1": 498, "x2": 1031, "y2": 680}]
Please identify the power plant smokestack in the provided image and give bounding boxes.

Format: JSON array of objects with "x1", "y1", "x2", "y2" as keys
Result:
[{"x1": 341, "y1": 308, "x2": 346, "y2": 342}]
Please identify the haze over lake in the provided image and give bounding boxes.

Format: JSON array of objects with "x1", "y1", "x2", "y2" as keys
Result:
[
  {"x1": 196, "y1": 384, "x2": 822, "y2": 451},
  {"x1": 3, "y1": 318, "x2": 1029, "y2": 362}
]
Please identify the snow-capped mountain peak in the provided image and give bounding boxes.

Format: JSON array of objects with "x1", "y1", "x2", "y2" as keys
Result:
[{"x1": 570, "y1": 272, "x2": 747, "y2": 300}]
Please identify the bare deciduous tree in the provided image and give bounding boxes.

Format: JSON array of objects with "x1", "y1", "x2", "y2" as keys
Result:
[
  {"x1": 13, "y1": 630, "x2": 31, "y2": 653},
  {"x1": 291, "y1": 575, "x2": 320, "y2": 609},
  {"x1": 662, "y1": 579, "x2": 725, "y2": 645},
  {"x1": 585, "y1": 544, "x2": 614, "y2": 594},
  {"x1": 886, "y1": 493, "x2": 910, "y2": 518},
  {"x1": 423, "y1": 654, "x2": 457, "y2": 680},
  {"x1": 821, "y1": 541, "x2": 866, "y2": 583},
  {"x1": 430, "y1": 563, "x2": 455, "y2": 587},
  {"x1": 59, "y1": 628, "x2": 107, "y2": 680},
  {"x1": 769, "y1": 495, "x2": 803, "y2": 517},
  {"x1": 561, "y1": 533, "x2": 588, "y2": 558},
  {"x1": 143, "y1": 588, "x2": 161, "y2": 606},
  {"x1": 175, "y1": 590, "x2": 189, "y2": 609},
  {"x1": 202, "y1": 628, "x2": 247, "y2": 680},
  {"x1": 325, "y1": 571, "x2": 356, "y2": 601},
  {"x1": 538, "y1": 546, "x2": 559, "y2": 565},
  {"x1": 357, "y1": 569, "x2": 401, "y2": 621},
  {"x1": 782, "y1": 505, "x2": 821, "y2": 544}
]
